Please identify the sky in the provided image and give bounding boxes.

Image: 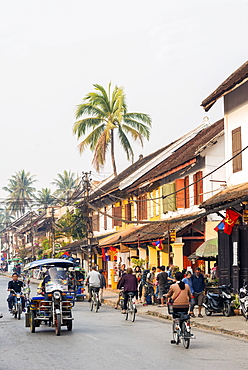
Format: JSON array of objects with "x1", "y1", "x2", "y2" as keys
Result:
[{"x1": 0, "y1": 0, "x2": 247, "y2": 200}]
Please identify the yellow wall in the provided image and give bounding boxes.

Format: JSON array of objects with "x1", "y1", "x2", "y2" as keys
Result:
[
  {"x1": 148, "y1": 245, "x2": 157, "y2": 268},
  {"x1": 171, "y1": 242, "x2": 184, "y2": 270},
  {"x1": 160, "y1": 249, "x2": 169, "y2": 267}
]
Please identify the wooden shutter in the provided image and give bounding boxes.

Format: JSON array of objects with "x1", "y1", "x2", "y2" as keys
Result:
[
  {"x1": 112, "y1": 206, "x2": 122, "y2": 227},
  {"x1": 184, "y1": 176, "x2": 189, "y2": 208},
  {"x1": 232, "y1": 127, "x2": 242, "y2": 173},
  {"x1": 104, "y1": 207, "x2": 107, "y2": 230},
  {"x1": 137, "y1": 194, "x2": 147, "y2": 220},
  {"x1": 193, "y1": 171, "x2": 203, "y2": 205},
  {"x1": 175, "y1": 179, "x2": 185, "y2": 208},
  {"x1": 162, "y1": 183, "x2": 176, "y2": 213},
  {"x1": 92, "y1": 212, "x2": 100, "y2": 232},
  {"x1": 125, "y1": 203, "x2": 132, "y2": 221}
]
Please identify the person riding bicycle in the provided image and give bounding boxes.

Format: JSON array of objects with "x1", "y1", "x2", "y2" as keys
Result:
[
  {"x1": 7, "y1": 273, "x2": 25, "y2": 312},
  {"x1": 166, "y1": 271, "x2": 191, "y2": 318},
  {"x1": 86, "y1": 266, "x2": 101, "y2": 302},
  {"x1": 117, "y1": 267, "x2": 138, "y2": 314}
]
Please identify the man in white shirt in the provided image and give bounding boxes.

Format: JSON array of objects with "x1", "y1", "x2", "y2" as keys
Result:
[{"x1": 86, "y1": 266, "x2": 101, "y2": 302}]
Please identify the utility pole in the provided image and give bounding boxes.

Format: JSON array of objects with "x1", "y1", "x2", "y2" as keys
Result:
[
  {"x1": 82, "y1": 172, "x2": 93, "y2": 271},
  {"x1": 50, "y1": 207, "x2": 55, "y2": 258}
]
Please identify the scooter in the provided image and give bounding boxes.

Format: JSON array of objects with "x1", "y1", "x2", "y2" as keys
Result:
[
  {"x1": 10, "y1": 289, "x2": 23, "y2": 320},
  {"x1": 203, "y1": 284, "x2": 232, "y2": 317},
  {"x1": 239, "y1": 280, "x2": 248, "y2": 320}
]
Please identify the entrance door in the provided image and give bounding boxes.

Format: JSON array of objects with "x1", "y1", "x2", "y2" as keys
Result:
[
  {"x1": 239, "y1": 225, "x2": 248, "y2": 287},
  {"x1": 218, "y1": 230, "x2": 232, "y2": 286}
]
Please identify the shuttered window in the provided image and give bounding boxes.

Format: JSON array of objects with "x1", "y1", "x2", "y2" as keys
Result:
[
  {"x1": 162, "y1": 183, "x2": 176, "y2": 213},
  {"x1": 92, "y1": 212, "x2": 100, "y2": 232},
  {"x1": 175, "y1": 178, "x2": 185, "y2": 208},
  {"x1": 125, "y1": 203, "x2": 132, "y2": 221},
  {"x1": 193, "y1": 171, "x2": 203, "y2": 205},
  {"x1": 184, "y1": 176, "x2": 190, "y2": 208},
  {"x1": 232, "y1": 127, "x2": 242, "y2": 173},
  {"x1": 112, "y1": 206, "x2": 122, "y2": 227},
  {"x1": 137, "y1": 194, "x2": 147, "y2": 220}
]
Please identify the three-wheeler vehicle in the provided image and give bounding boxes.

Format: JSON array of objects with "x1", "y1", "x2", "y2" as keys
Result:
[{"x1": 24, "y1": 258, "x2": 74, "y2": 336}]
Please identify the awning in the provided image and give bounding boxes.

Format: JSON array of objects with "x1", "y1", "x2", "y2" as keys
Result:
[
  {"x1": 195, "y1": 238, "x2": 218, "y2": 258},
  {"x1": 99, "y1": 225, "x2": 144, "y2": 247}
]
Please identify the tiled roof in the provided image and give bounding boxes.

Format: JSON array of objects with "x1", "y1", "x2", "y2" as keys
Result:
[
  {"x1": 200, "y1": 182, "x2": 248, "y2": 210},
  {"x1": 124, "y1": 119, "x2": 224, "y2": 192},
  {"x1": 201, "y1": 61, "x2": 248, "y2": 112}
]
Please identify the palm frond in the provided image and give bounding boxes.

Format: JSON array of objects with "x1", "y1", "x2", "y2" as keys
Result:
[
  {"x1": 122, "y1": 118, "x2": 151, "y2": 139},
  {"x1": 73, "y1": 117, "x2": 104, "y2": 138},
  {"x1": 121, "y1": 124, "x2": 144, "y2": 146},
  {"x1": 75, "y1": 103, "x2": 106, "y2": 119},
  {"x1": 124, "y1": 112, "x2": 152, "y2": 126},
  {"x1": 77, "y1": 124, "x2": 105, "y2": 153},
  {"x1": 117, "y1": 128, "x2": 134, "y2": 162}
]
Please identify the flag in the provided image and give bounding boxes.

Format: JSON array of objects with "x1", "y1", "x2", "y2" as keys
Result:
[
  {"x1": 224, "y1": 209, "x2": 240, "y2": 235},
  {"x1": 214, "y1": 220, "x2": 225, "y2": 232}
]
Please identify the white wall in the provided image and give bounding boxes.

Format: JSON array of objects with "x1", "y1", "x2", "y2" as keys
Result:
[{"x1": 224, "y1": 80, "x2": 248, "y2": 186}]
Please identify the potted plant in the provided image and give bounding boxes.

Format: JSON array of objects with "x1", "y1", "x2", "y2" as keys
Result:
[{"x1": 232, "y1": 294, "x2": 240, "y2": 315}]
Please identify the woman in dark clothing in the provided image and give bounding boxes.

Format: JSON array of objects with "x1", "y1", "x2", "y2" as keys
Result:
[{"x1": 117, "y1": 267, "x2": 138, "y2": 314}]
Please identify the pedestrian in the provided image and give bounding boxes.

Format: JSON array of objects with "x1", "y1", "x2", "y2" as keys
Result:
[
  {"x1": 191, "y1": 267, "x2": 205, "y2": 318},
  {"x1": 134, "y1": 266, "x2": 143, "y2": 303},
  {"x1": 182, "y1": 271, "x2": 195, "y2": 317},
  {"x1": 118, "y1": 264, "x2": 126, "y2": 279},
  {"x1": 167, "y1": 263, "x2": 174, "y2": 278},
  {"x1": 117, "y1": 267, "x2": 138, "y2": 314},
  {"x1": 99, "y1": 269, "x2": 106, "y2": 302},
  {"x1": 144, "y1": 266, "x2": 156, "y2": 305},
  {"x1": 16, "y1": 264, "x2": 21, "y2": 275}
]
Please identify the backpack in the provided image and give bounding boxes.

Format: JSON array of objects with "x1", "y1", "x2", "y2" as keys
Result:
[{"x1": 141, "y1": 269, "x2": 150, "y2": 283}]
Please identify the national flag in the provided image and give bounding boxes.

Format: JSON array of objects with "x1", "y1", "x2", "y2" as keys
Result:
[
  {"x1": 224, "y1": 209, "x2": 240, "y2": 235},
  {"x1": 214, "y1": 220, "x2": 225, "y2": 232}
]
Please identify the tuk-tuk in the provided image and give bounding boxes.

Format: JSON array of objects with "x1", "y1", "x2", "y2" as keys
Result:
[{"x1": 24, "y1": 258, "x2": 74, "y2": 336}]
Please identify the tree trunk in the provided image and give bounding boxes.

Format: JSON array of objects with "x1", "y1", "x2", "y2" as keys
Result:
[{"x1": 111, "y1": 130, "x2": 117, "y2": 176}]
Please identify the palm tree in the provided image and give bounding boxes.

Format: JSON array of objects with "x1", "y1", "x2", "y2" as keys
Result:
[
  {"x1": 36, "y1": 188, "x2": 55, "y2": 210},
  {"x1": 52, "y1": 170, "x2": 78, "y2": 202},
  {"x1": 3, "y1": 170, "x2": 36, "y2": 217},
  {"x1": 0, "y1": 206, "x2": 15, "y2": 230},
  {"x1": 73, "y1": 83, "x2": 152, "y2": 176}
]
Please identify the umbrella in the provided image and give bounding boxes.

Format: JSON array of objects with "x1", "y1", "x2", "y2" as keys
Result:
[{"x1": 195, "y1": 238, "x2": 218, "y2": 258}]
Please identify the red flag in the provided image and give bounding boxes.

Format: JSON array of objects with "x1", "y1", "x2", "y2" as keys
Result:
[
  {"x1": 102, "y1": 248, "x2": 106, "y2": 261},
  {"x1": 224, "y1": 209, "x2": 240, "y2": 235}
]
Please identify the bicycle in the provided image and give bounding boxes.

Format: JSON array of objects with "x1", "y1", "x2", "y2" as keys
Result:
[
  {"x1": 125, "y1": 292, "x2": 136, "y2": 322},
  {"x1": 171, "y1": 312, "x2": 193, "y2": 349},
  {"x1": 90, "y1": 287, "x2": 100, "y2": 313}
]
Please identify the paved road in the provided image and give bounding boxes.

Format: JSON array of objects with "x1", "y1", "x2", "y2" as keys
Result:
[{"x1": 0, "y1": 275, "x2": 248, "y2": 370}]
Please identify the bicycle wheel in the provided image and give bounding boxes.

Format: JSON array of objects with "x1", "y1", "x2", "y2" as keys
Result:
[
  {"x1": 182, "y1": 321, "x2": 191, "y2": 349},
  {"x1": 172, "y1": 322, "x2": 180, "y2": 345},
  {"x1": 129, "y1": 301, "x2": 136, "y2": 322},
  {"x1": 94, "y1": 295, "x2": 99, "y2": 313},
  {"x1": 125, "y1": 301, "x2": 129, "y2": 320},
  {"x1": 90, "y1": 296, "x2": 94, "y2": 311}
]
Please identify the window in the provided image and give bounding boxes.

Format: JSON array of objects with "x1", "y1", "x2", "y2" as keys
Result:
[
  {"x1": 232, "y1": 127, "x2": 242, "y2": 173},
  {"x1": 184, "y1": 176, "x2": 189, "y2": 208},
  {"x1": 193, "y1": 171, "x2": 203, "y2": 205},
  {"x1": 112, "y1": 206, "x2": 122, "y2": 227},
  {"x1": 125, "y1": 202, "x2": 132, "y2": 221},
  {"x1": 137, "y1": 194, "x2": 147, "y2": 220},
  {"x1": 175, "y1": 179, "x2": 185, "y2": 208},
  {"x1": 92, "y1": 212, "x2": 100, "y2": 232},
  {"x1": 104, "y1": 207, "x2": 107, "y2": 230},
  {"x1": 162, "y1": 183, "x2": 176, "y2": 213},
  {"x1": 149, "y1": 192, "x2": 154, "y2": 218}
]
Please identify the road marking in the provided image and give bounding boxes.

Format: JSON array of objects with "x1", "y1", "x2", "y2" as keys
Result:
[
  {"x1": 85, "y1": 334, "x2": 99, "y2": 341},
  {"x1": 115, "y1": 349, "x2": 135, "y2": 360}
]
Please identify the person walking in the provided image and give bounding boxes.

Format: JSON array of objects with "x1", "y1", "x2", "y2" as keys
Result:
[
  {"x1": 157, "y1": 265, "x2": 174, "y2": 307},
  {"x1": 99, "y1": 269, "x2": 106, "y2": 303},
  {"x1": 144, "y1": 267, "x2": 156, "y2": 305},
  {"x1": 191, "y1": 267, "x2": 205, "y2": 318},
  {"x1": 117, "y1": 267, "x2": 138, "y2": 314},
  {"x1": 182, "y1": 271, "x2": 195, "y2": 317}
]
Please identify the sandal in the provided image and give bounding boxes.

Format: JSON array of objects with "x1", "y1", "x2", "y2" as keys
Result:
[
  {"x1": 198, "y1": 314, "x2": 203, "y2": 318},
  {"x1": 190, "y1": 312, "x2": 195, "y2": 318}
]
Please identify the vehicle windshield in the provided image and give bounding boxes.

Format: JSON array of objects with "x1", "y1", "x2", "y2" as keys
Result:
[{"x1": 46, "y1": 267, "x2": 68, "y2": 282}]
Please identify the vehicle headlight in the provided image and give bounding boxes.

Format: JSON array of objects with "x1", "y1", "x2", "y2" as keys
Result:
[{"x1": 53, "y1": 291, "x2": 61, "y2": 300}]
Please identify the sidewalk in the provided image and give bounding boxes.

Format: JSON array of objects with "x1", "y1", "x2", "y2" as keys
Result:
[{"x1": 102, "y1": 288, "x2": 248, "y2": 340}]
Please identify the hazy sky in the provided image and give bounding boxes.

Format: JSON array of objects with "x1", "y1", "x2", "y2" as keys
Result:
[{"x1": 0, "y1": 0, "x2": 247, "y2": 199}]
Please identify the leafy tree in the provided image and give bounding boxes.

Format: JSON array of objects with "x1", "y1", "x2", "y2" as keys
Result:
[
  {"x1": 52, "y1": 170, "x2": 78, "y2": 202},
  {"x1": 73, "y1": 83, "x2": 152, "y2": 176},
  {"x1": 55, "y1": 208, "x2": 86, "y2": 241},
  {"x1": 36, "y1": 188, "x2": 55, "y2": 210},
  {"x1": 2, "y1": 170, "x2": 36, "y2": 217},
  {"x1": 0, "y1": 206, "x2": 15, "y2": 230}
]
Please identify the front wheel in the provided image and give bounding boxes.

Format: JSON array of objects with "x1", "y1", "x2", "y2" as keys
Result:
[
  {"x1": 205, "y1": 307, "x2": 212, "y2": 316},
  {"x1": 55, "y1": 314, "x2": 61, "y2": 336},
  {"x1": 67, "y1": 321, "x2": 72, "y2": 331},
  {"x1": 223, "y1": 302, "x2": 231, "y2": 317},
  {"x1": 30, "y1": 310, "x2": 36, "y2": 333},
  {"x1": 172, "y1": 322, "x2": 180, "y2": 345},
  {"x1": 17, "y1": 304, "x2": 22, "y2": 320},
  {"x1": 130, "y1": 302, "x2": 136, "y2": 322},
  {"x1": 182, "y1": 321, "x2": 191, "y2": 349}
]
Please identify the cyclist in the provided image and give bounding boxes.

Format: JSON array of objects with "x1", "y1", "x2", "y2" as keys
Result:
[
  {"x1": 166, "y1": 271, "x2": 191, "y2": 318},
  {"x1": 86, "y1": 266, "x2": 101, "y2": 302},
  {"x1": 117, "y1": 267, "x2": 138, "y2": 314}
]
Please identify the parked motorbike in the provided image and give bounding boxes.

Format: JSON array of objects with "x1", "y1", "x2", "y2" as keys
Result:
[
  {"x1": 203, "y1": 285, "x2": 232, "y2": 317},
  {"x1": 239, "y1": 280, "x2": 248, "y2": 320},
  {"x1": 10, "y1": 289, "x2": 23, "y2": 320}
]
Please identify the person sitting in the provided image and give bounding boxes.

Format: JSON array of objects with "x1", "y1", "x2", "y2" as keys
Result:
[
  {"x1": 117, "y1": 267, "x2": 138, "y2": 314},
  {"x1": 7, "y1": 273, "x2": 25, "y2": 312}
]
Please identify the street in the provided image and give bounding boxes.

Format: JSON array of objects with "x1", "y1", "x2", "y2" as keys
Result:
[{"x1": 0, "y1": 275, "x2": 248, "y2": 370}]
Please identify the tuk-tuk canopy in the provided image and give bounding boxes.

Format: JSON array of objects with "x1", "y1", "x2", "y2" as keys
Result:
[{"x1": 24, "y1": 258, "x2": 74, "y2": 271}]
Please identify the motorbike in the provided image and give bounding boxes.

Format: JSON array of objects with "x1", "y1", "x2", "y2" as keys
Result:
[
  {"x1": 10, "y1": 289, "x2": 23, "y2": 320},
  {"x1": 24, "y1": 258, "x2": 75, "y2": 336},
  {"x1": 203, "y1": 284, "x2": 232, "y2": 317},
  {"x1": 239, "y1": 280, "x2": 248, "y2": 320}
]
